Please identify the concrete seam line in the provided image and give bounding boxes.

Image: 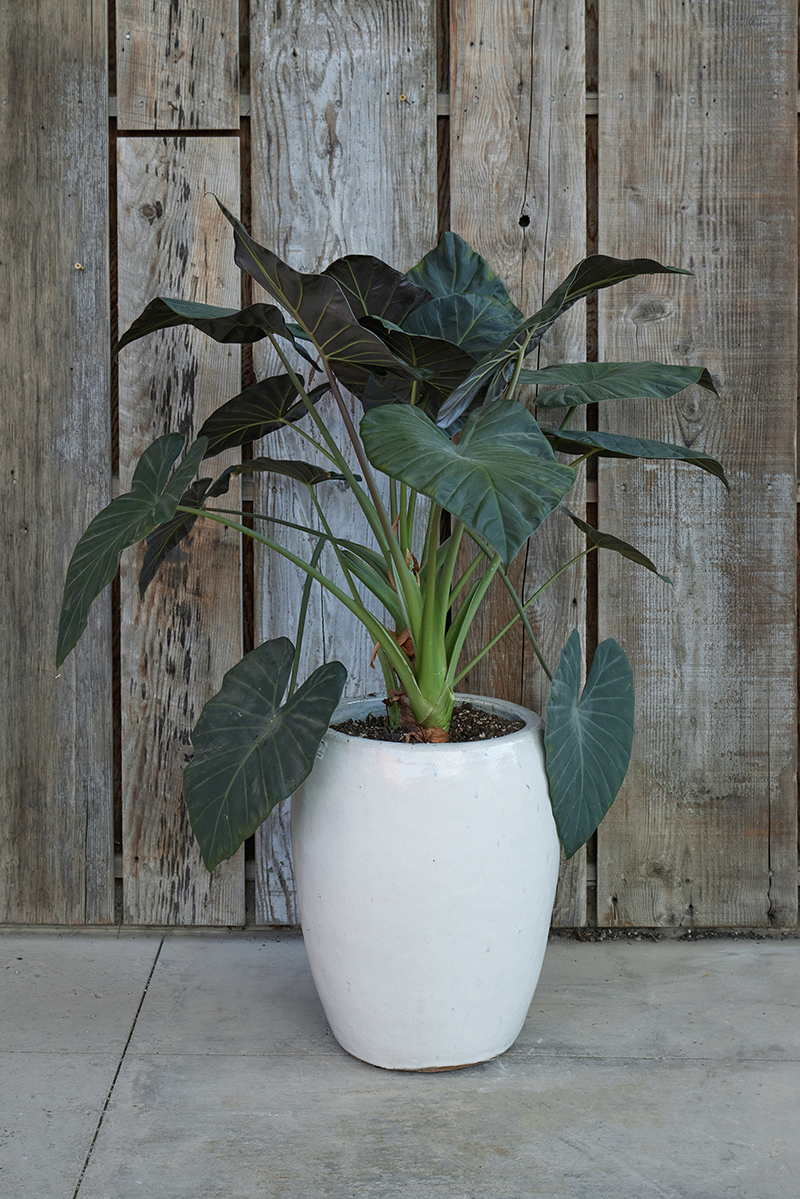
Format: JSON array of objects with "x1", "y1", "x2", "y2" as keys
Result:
[{"x1": 71, "y1": 936, "x2": 165, "y2": 1198}]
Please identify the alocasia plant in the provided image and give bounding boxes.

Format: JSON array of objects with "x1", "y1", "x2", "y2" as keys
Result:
[{"x1": 57, "y1": 200, "x2": 725, "y2": 870}]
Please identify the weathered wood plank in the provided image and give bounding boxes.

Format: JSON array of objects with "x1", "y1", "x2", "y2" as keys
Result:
[
  {"x1": 117, "y1": 137, "x2": 245, "y2": 925},
  {"x1": 450, "y1": 0, "x2": 588, "y2": 924},
  {"x1": 0, "y1": 2, "x2": 113, "y2": 923},
  {"x1": 597, "y1": 1, "x2": 797, "y2": 927},
  {"x1": 116, "y1": 0, "x2": 239, "y2": 130},
  {"x1": 249, "y1": 0, "x2": 438, "y2": 925}
]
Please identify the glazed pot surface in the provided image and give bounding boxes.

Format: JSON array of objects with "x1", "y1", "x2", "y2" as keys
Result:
[{"x1": 291, "y1": 694, "x2": 560, "y2": 1070}]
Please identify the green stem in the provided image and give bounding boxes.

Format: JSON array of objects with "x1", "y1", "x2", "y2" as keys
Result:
[
  {"x1": 288, "y1": 534, "x2": 325, "y2": 698},
  {"x1": 454, "y1": 546, "x2": 595, "y2": 683},
  {"x1": 444, "y1": 552, "x2": 504, "y2": 689},
  {"x1": 177, "y1": 504, "x2": 423, "y2": 703}
]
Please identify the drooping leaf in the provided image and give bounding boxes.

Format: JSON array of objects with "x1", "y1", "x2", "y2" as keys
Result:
[
  {"x1": 406, "y1": 232, "x2": 525, "y2": 321},
  {"x1": 437, "y1": 256, "x2": 693, "y2": 429},
  {"x1": 197, "y1": 376, "x2": 330, "y2": 457},
  {"x1": 402, "y1": 294, "x2": 521, "y2": 359},
  {"x1": 322, "y1": 255, "x2": 433, "y2": 323},
  {"x1": 562, "y1": 508, "x2": 672, "y2": 583},
  {"x1": 519, "y1": 361, "x2": 717, "y2": 407},
  {"x1": 339, "y1": 547, "x2": 407, "y2": 629},
  {"x1": 544, "y1": 631, "x2": 634, "y2": 858},
  {"x1": 544, "y1": 429, "x2": 729, "y2": 488},
  {"x1": 57, "y1": 435, "x2": 208, "y2": 666},
  {"x1": 361, "y1": 399, "x2": 576, "y2": 566},
  {"x1": 231, "y1": 458, "x2": 351, "y2": 486},
  {"x1": 213, "y1": 199, "x2": 415, "y2": 395},
  {"x1": 183, "y1": 638, "x2": 347, "y2": 872},
  {"x1": 115, "y1": 298, "x2": 316, "y2": 365}
]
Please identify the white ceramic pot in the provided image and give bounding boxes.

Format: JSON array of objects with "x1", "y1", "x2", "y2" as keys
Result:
[{"x1": 291, "y1": 694, "x2": 560, "y2": 1071}]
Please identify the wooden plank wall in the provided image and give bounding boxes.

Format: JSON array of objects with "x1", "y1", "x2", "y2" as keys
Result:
[
  {"x1": 3, "y1": 0, "x2": 796, "y2": 927},
  {"x1": 595, "y1": 0, "x2": 798, "y2": 928},
  {"x1": 0, "y1": 3, "x2": 114, "y2": 923}
]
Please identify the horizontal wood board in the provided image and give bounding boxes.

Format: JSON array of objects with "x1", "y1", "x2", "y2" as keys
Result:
[
  {"x1": 596, "y1": 0, "x2": 798, "y2": 927},
  {"x1": 117, "y1": 137, "x2": 245, "y2": 924},
  {"x1": 115, "y1": 0, "x2": 239, "y2": 130},
  {"x1": 449, "y1": 0, "x2": 588, "y2": 924},
  {"x1": 248, "y1": 0, "x2": 438, "y2": 924},
  {"x1": 0, "y1": 2, "x2": 114, "y2": 923}
]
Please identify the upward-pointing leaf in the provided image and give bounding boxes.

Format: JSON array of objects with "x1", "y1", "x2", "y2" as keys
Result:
[
  {"x1": 406, "y1": 232, "x2": 525, "y2": 321},
  {"x1": 321, "y1": 255, "x2": 433, "y2": 323},
  {"x1": 213, "y1": 199, "x2": 415, "y2": 396},
  {"x1": 57, "y1": 435, "x2": 208, "y2": 667}
]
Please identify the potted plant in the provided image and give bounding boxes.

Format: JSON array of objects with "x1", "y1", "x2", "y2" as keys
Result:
[{"x1": 57, "y1": 201, "x2": 725, "y2": 1069}]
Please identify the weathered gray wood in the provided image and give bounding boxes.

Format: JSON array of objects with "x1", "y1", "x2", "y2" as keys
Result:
[
  {"x1": 597, "y1": 1, "x2": 797, "y2": 927},
  {"x1": 0, "y1": 2, "x2": 113, "y2": 924},
  {"x1": 249, "y1": 0, "x2": 438, "y2": 925},
  {"x1": 116, "y1": 0, "x2": 239, "y2": 130},
  {"x1": 450, "y1": 0, "x2": 588, "y2": 925},
  {"x1": 117, "y1": 137, "x2": 245, "y2": 925}
]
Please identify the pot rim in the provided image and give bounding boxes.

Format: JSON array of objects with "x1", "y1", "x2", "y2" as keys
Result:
[{"x1": 325, "y1": 692, "x2": 543, "y2": 752}]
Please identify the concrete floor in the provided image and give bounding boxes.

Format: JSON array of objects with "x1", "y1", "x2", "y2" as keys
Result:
[{"x1": 1, "y1": 930, "x2": 798, "y2": 1199}]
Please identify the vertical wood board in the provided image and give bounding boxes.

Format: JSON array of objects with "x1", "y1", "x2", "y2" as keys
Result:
[
  {"x1": 596, "y1": 1, "x2": 797, "y2": 927},
  {"x1": 117, "y1": 137, "x2": 245, "y2": 925},
  {"x1": 116, "y1": 0, "x2": 239, "y2": 130},
  {"x1": 0, "y1": 3, "x2": 113, "y2": 923},
  {"x1": 249, "y1": 0, "x2": 438, "y2": 924},
  {"x1": 450, "y1": 0, "x2": 588, "y2": 924}
]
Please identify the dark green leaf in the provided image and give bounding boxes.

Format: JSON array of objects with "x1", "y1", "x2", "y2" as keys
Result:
[
  {"x1": 115, "y1": 298, "x2": 316, "y2": 365},
  {"x1": 231, "y1": 458, "x2": 350, "y2": 486},
  {"x1": 403, "y1": 294, "x2": 521, "y2": 359},
  {"x1": 139, "y1": 477, "x2": 211, "y2": 598},
  {"x1": 544, "y1": 631, "x2": 634, "y2": 858},
  {"x1": 183, "y1": 638, "x2": 347, "y2": 872},
  {"x1": 214, "y1": 199, "x2": 414, "y2": 395},
  {"x1": 545, "y1": 429, "x2": 729, "y2": 488},
  {"x1": 520, "y1": 361, "x2": 717, "y2": 407},
  {"x1": 562, "y1": 508, "x2": 672, "y2": 583},
  {"x1": 322, "y1": 255, "x2": 433, "y2": 323},
  {"x1": 57, "y1": 435, "x2": 208, "y2": 666},
  {"x1": 197, "y1": 376, "x2": 330, "y2": 457},
  {"x1": 361, "y1": 399, "x2": 576, "y2": 566},
  {"x1": 362, "y1": 315, "x2": 477, "y2": 409},
  {"x1": 437, "y1": 255, "x2": 692, "y2": 429},
  {"x1": 406, "y1": 232, "x2": 525, "y2": 321}
]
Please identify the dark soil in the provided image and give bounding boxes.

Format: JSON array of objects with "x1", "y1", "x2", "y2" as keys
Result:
[{"x1": 331, "y1": 702, "x2": 525, "y2": 744}]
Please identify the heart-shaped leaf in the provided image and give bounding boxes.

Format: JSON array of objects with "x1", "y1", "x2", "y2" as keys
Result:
[
  {"x1": 437, "y1": 256, "x2": 692, "y2": 429},
  {"x1": 361, "y1": 399, "x2": 575, "y2": 565},
  {"x1": 322, "y1": 255, "x2": 433, "y2": 323},
  {"x1": 197, "y1": 376, "x2": 330, "y2": 457},
  {"x1": 519, "y1": 361, "x2": 717, "y2": 407},
  {"x1": 562, "y1": 508, "x2": 672, "y2": 582},
  {"x1": 402, "y1": 294, "x2": 521, "y2": 359},
  {"x1": 545, "y1": 429, "x2": 729, "y2": 488},
  {"x1": 57, "y1": 435, "x2": 208, "y2": 666},
  {"x1": 116, "y1": 298, "x2": 316, "y2": 365},
  {"x1": 406, "y1": 232, "x2": 525, "y2": 321},
  {"x1": 544, "y1": 631, "x2": 634, "y2": 858},
  {"x1": 183, "y1": 638, "x2": 347, "y2": 872}
]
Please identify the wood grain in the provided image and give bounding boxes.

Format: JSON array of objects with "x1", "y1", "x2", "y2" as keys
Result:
[
  {"x1": 597, "y1": 1, "x2": 797, "y2": 927},
  {"x1": 116, "y1": 0, "x2": 239, "y2": 130},
  {"x1": 450, "y1": 0, "x2": 588, "y2": 924},
  {"x1": 117, "y1": 138, "x2": 245, "y2": 924},
  {"x1": 0, "y1": 2, "x2": 113, "y2": 923},
  {"x1": 249, "y1": 0, "x2": 437, "y2": 924}
]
